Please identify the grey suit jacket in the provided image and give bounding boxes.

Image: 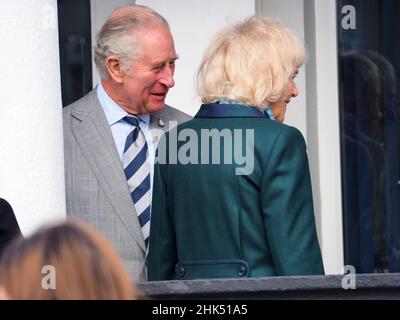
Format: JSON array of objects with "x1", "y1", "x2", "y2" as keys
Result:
[{"x1": 63, "y1": 90, "x2": 190, "y2": 281}]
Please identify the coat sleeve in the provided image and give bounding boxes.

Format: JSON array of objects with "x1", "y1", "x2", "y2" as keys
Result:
[
  {"x1": 147, "y1": 160, "x2": 177, "y2": 281},
  {"x1": 260, "y1": 126, "x2": 325, "y2": 275}
]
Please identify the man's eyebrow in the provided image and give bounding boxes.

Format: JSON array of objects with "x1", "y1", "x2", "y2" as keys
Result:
[{"x1": 153, "y1": 56, "x2": 179, "y2": 66}]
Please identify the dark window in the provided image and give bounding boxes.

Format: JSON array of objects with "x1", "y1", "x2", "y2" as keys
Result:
[
  {"x1": 57, "y1": 0, "x2": 92, "y2": 107},
  {"x1": 337, "y1": 0, "x2": 400, "y2": 273}
]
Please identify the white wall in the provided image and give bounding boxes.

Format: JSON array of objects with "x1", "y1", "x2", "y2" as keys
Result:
[
  {"x1": 304, "y1": 0, "x2": 344, "y2": 275},
  {"x1": 0, "y1": 0, "x2": 66, "y2": 235},
  {"x1": 136, "y1": 0, "x2": 256, "y2": 116}
]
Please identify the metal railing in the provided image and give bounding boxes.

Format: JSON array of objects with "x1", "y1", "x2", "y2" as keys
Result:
[{"x1": 137, "y1": 274, "x2": 400, "y2": 299}]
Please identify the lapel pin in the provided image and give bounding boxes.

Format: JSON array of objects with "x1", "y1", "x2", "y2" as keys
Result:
[{"x1": 158, "y1": 119, "x2": 165, "y2": 127}]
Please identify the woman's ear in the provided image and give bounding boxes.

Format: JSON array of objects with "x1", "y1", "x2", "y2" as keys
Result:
[{"x1": 106, "y1": 56, "x2": 125, "y2": 83}]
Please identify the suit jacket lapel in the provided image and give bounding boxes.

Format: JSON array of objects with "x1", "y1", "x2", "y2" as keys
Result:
[
  {"x1": 70, "y1": 91, "x2": 146, "y2": 253},
  {"x1": 150, "y1": 110, "x2": 174, "y2": 132}
]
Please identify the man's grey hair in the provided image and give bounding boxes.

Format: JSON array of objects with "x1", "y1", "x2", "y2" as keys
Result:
[{"x1": 94, "y1": 5, "x2": 170, "y2": 80}]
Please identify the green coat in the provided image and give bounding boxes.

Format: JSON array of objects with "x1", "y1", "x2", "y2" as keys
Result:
[{"x1": 148, "y1": 103, "x2": 324, "y2": 280}]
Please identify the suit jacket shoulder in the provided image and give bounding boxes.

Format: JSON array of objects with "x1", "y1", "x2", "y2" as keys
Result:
[
  {"x1": 150, "y1": 104, "x2": 191, "y2": 131},
  {"x1": 63, "y1": 90, "x2": 99, "y2": 121},
  {"x1": 154, "y1": 104, "x2": 191, "y2": 121}
]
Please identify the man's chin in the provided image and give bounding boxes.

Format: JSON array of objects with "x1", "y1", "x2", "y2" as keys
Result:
[{"x1": 145, "y1": 102, "x2": 166, "y2": 114}]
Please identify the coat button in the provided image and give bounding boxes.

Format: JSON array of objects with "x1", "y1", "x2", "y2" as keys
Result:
[
  {"x1": 238, "y1": 265, "x2": 247, "y2": 277},
  {"x1": 178, "y1": 266, "x2": 185, "y2": 278}
]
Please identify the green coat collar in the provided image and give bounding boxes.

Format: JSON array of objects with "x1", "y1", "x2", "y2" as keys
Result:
[{"x1": 195, "y1": 103, "x2": 265, "y2": 118}]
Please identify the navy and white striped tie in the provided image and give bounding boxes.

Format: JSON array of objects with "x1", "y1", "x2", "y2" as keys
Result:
[{"x1": 123, "y1": 116, "x2": 151, "y2": 247}]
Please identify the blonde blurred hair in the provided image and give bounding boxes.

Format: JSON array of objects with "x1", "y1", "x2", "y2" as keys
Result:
[
  {"x1": 197, "y1": 16, "x2": 305, "y2": 110},
  {"x1": 0, "y1": 220, "x2": 136, "y2": 300}
]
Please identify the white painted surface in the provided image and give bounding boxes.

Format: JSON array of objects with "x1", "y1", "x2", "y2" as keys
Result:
[
  {"x1": 0, "y1": 0, "x2": 66, "y2": 236},
  {"x1": 136, "y1": 0, "x2": 256, "y2": 116},
  {"x1": 304, "y1": 0, "x2": 344, "y2": 275}
]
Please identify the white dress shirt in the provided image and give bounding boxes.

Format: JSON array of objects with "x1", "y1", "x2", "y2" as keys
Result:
[{"x1": 96, "y1": 82, "x2": 156, "y2": 194}]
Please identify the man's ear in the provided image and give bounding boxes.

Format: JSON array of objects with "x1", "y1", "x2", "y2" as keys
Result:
[{"x1": 106, "y1": 56, "x2": 125, "y2": 83}]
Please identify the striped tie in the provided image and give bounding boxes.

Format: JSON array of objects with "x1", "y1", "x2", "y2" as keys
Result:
[{"x1": 123, "y1": 116, "x2": 151, "y2": 247}]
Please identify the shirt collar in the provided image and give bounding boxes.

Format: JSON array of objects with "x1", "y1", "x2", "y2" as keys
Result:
[{"x1": 97, "y1": 82, "x2": 150, "y2": 125}]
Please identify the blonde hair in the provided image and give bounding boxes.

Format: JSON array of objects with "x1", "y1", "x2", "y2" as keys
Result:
[
  {"x1": 0, "y1": 220, "x2": 136, "y2": 300},
  {"x1": 197, "y1": 16, "x2": 305, "y2": 109}
]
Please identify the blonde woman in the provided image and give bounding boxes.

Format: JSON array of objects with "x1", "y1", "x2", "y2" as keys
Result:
[
  {"x1": 0, "y1": 220, "x2": 136, "y2": 299},
  {"x1": 148, "y1": 16, "x2": 324, "y2": 280}
]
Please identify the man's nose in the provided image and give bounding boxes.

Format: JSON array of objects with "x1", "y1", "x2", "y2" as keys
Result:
[{"x1": 159, "y1": 66, "x2": 175, "y2": 88}]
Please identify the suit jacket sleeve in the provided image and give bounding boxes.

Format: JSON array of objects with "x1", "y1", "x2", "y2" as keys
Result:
[
  {"x1": 261, "y1": 127, "x2": 325, "y2": 275},
  {"x1": 147, "y1": 159, "x2": 177, "y2": 281}
]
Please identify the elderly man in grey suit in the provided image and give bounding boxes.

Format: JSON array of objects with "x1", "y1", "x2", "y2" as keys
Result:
[{"x1": 63, "y1": 5, "x2": 190, "y2": 281}]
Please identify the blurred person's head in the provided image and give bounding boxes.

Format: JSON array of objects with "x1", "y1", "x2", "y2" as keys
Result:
[
  {"x1": 340, "y1": 51, "x2": 381, "y2": 125},
  {"x1": 197, "y1": 16, "x2": 305, "y2": 123},
  {"x1": 95, "y1": 4, "x2": 178, "y2": 115},
  {"x1": 363, "y1": 50, "x2": 397, "y2": 124},
  {"x1": 0, "y1": 220, "x2": 136, "y2": 300}
]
